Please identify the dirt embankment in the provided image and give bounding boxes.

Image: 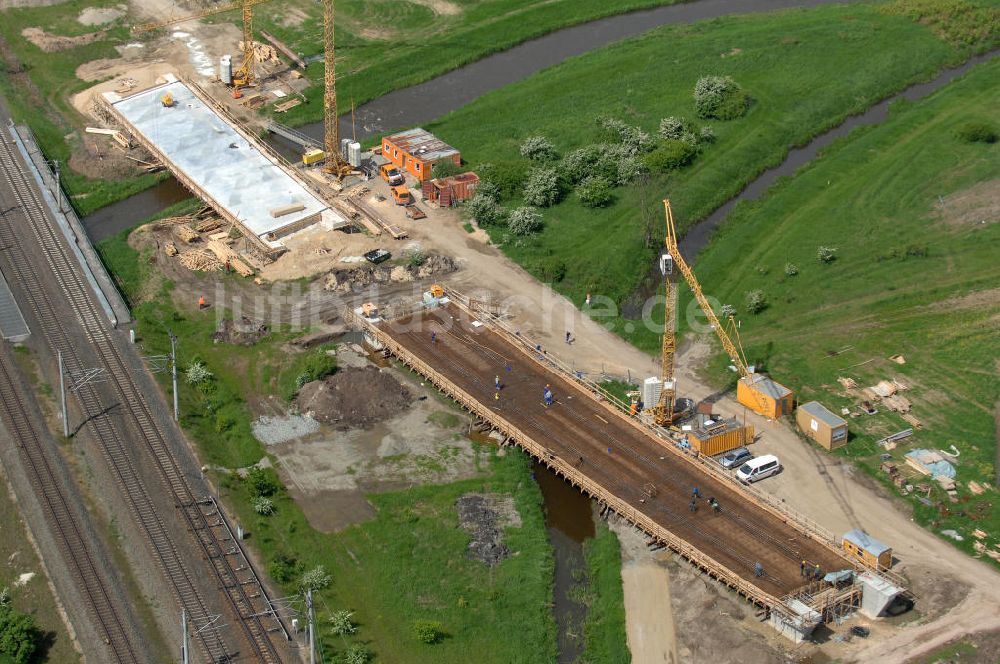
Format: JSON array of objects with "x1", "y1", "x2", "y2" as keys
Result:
[
  {"x1": 323, "y1": 254, "x2": 457, "y2": 292},
  {"x1": 21, "y1": 27, "x2": 105, "y2": 52},
  {"x1": 296, "y1": 367, "x2": 411, "y2": 429}
]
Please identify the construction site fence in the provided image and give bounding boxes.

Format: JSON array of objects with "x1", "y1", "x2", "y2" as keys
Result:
[{"x1": 373, "y1": 292, "x2": 906, "y2": 594}]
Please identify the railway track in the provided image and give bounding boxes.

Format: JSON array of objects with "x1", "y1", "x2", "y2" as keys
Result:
[
  {"x1": 0, "y1": 349, "x2": 142, "y2": 662},
  {"x1": 0, "y1": 133, "x2": 285, "y2": 662}
]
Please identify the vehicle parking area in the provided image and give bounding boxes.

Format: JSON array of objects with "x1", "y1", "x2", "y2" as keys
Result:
[{"x1": 380, "y1": 302, "x2": 851, "y2": 597}]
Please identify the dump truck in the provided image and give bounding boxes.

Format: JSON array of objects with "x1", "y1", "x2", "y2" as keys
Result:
[
  {"x1": 391, "y1": 185, "x2": 412, "y2": 206},
  {"x1": 380, "y1": 164, "x2": 405, "y2": 186}
]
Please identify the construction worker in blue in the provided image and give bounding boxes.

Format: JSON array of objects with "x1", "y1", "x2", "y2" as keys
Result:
[
  {"x1": 495, "y1": 375, "x2": 501, "y2": 391},
  {"x1": 543, "y1": 384, "x2": 554, "y2": 407}
]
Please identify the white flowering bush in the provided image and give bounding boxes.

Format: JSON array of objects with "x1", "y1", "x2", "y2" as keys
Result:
[
  {"x1": 519, "y1": 135, "x2": 558, "y2": 162},
  {"x1": 300, "y1": 565, "x2": 332, "y2": 591},
  {"x1": 658, "y1": 116, "x2": 688, "y2": 140},
  {"x1": 185, "y1": 361, "x2": 212, "y2": 385},
  {"x1": 253, "y1": 496, "x2": 274, "y2": 515},
  {"x1": 817, "y1": 246, "x2": 838, "y2": 263},
  {"x1": 507, "y1": 207, "x2": 543, "y2": 235},
  {"x1": 745, "y1": 290, "x2": 767, "y2": 315},
  {"x1": 522, "y1": 168, "x2": 562, "y2": 207},
  {"x1": 694, "y1": 75, "x2": 750, "y2": 120}
]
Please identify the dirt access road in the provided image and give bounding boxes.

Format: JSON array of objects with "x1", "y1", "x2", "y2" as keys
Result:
[{"x1": 391, "y1": 211, "x2": 1000, "y2": 661}]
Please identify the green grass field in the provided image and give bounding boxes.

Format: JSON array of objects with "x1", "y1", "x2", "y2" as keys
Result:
[
  {"x1": 424, "y1": 1, "x2": 995, "y2": 353},
  {"x1": 692, "y1": 56, "x2": 1000, "y2": 562},
  {"x1": 246, "y1": 0, "x2": 685, "y2": 126},
  {"x1": 581, "y1": 522, "x2": 629, "y2": 664}
]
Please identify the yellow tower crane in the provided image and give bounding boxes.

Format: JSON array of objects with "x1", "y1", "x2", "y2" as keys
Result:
[
  {"x1": 132, "y1": 0, "x2": 274, "y2": 88},
  {"x1": 322, "y1": 0, "x2": 352, "y2": 178},
  {"x1": 659, "y1": 199, "x2": 789, "y2": 419}
]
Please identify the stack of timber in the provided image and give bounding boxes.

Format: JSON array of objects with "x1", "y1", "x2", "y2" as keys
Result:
[
  {"x1": 206, "y1": 240, "x2": 254, "y2": 277},
  {"x1": 174, "y1": 225, "x2": 199, "y2": 243},
  {"x1": 164, "y1": 241, "x2": 178, "y2": 257},
  {"x1": 179, "y1": 250, "x2": 222, "y2": 271},
  {"x1": 195, "y1": 217, "x2": 226, "y2": 233}
]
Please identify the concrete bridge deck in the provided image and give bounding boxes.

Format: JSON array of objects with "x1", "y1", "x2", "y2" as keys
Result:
[{"x1": 355, "y1": 296, "x2": 872, "y2": 613}]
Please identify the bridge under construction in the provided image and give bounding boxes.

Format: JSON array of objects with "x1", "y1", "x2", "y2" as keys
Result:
[{"x1": 350, "y1": 292, "x2": 907, "y2": 640}]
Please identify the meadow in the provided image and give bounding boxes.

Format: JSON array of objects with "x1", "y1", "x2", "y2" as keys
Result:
[
  {"x1": 692, "y1": 56, "x2": 1000, "y2": 561},
  {"x1": 424, "y1": 1, "x2": 996, "y2": 353}
]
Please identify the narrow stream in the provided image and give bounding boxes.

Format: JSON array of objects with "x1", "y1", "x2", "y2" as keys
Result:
[
  {"x1": 534, "y1": 461, "x2": 596, "y2": 664},
  {"x1": 621, "y1": 47, "x2": 1000, "y2": 316}
]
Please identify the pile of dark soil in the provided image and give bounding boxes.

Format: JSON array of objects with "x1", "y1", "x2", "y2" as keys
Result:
[
  {"x1": 456, "y1": 493, "x2": 510, "y2": 566},
  {"x1": 212, "y1": 316, "x2": 269, "y2": 346},
  {"x1": 323, "y1": 254, "x2": 457, "y2": 292},
  {"x1": 296, "y1": 366, "x2": 410, "y2": 429}
]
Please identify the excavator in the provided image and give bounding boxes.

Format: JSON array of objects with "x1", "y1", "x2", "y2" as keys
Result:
[{"x1": 651, "y1": 199, "x2": 790, "y2": 427}]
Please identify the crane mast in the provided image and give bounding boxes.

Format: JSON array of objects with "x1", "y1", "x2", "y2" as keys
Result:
[{"x1": 322, "y1": 0, "x2": 352, "y2": 177}]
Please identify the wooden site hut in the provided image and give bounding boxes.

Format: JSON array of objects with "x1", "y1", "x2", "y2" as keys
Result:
[
  {"x1": 842, "y1": 529, "x2": 892, "y2": 570},
  {"x1": 737, "y1": 373, "x2": 793, "y2": 419},
  {"x1": 381, "y1": 128, "x2": 460, "y2": 182},
  {"x1": 796, "y1": 401, "x2": 848, "y2": 450}
]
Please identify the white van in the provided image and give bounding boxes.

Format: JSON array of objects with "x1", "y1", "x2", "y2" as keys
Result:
[{"x1": 736, "y1": 454, "x2": 781, "y2": 483}]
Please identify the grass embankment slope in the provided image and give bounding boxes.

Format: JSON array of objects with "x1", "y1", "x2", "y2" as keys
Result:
[
  {"x1": 0, "y1": 0, "x2": 165, "y2": 216},
  {"x1": 425, "y1": 1, "x2": 995, "y2": 352},
  {"x1": 250, "y1": 0, "x2": 685, "y2": 126},
  {"x1": 694, "y1": 57, "x2": 1000, "y2": 561},
  {"x1": 97, "y1": 218, "x2": 561, "y2": 662}
]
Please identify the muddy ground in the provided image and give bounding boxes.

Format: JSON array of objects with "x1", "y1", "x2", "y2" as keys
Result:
[
  {"x1": 266, "y1": 352, "x2": 488, "y2": 532},
  {"x1": 457, "y1": 493, "x2": 521, "y2": 566}
]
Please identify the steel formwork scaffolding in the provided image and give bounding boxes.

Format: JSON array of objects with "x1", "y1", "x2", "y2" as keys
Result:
[{"x1": 348, "y1": 291, "x2": 907, "y2": 625}]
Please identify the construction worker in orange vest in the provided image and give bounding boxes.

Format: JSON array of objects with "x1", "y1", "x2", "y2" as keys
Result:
[{"x1": 198, "y1": 295, "x2": 207, "y2": 309}]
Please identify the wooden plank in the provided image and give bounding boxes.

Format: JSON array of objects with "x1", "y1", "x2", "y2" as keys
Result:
[{"x1": 260, "y1": 29, "x2": 307, "y2": 68}]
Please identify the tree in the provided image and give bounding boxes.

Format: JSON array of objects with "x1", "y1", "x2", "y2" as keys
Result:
[
  {"x1": 246, "y1": 466, "x2": 280, "y2": 498},
  {"x1": 744, "y1": 290, "x2": 767, "y2": 315},
  {"x1": 645, "y1": 139, "x2": 698, "y2": 173},
  {"x1": 466, "y1": 192, "x2": 506, "y2": 227},
  {"x1": 507, "y1": 207, "x2": 543, "y2": 235},
  {"x1": 560, "y1": 145, "x2": 605, "y2": 184},
  {"x1": 431, "y1": 160, "x2": 461, "y2": 179},
  {"x1": 300, "y1": 565, "x2": 332, "y2": 592},
  {"x1": 412, "y1": 619, "x2": 444, "y2": 644},
  {"x1": 576, "y1": 176, "x2": 613, "y2": 208},
  {"x1": 268, "y1": 553, "x2": 299, "y2": 584},
  {"x1": 519, "y1": 135, "x2": 558, "y2": 162},
  {"x1": 522, "y1": 167, "x2": 563, "y2": 207},
  {"x1": 817, "y1": 246, "x2": 837, "y2": 263},
  {"x1": 0, "y1": 606, "x2": 40, "y2": 664},
  {"x1": 328, "y1": 609, "x2": 357, "y2": 636},
  {"x1": 477, "y1": 161, "x2": 530, "y2": 199},
  {"x1": 694, "y1": 75, "x2": 750, "y2": 120}
]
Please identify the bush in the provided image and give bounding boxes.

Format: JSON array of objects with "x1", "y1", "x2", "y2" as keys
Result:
[
  {"x1": 698, "y1": 125, "x2": 716, "y2": 144},
  {"x1": 956, "y1": 122, "x2": 997, "y2": 144},
  {"x1": 253, "y1": 496, "x2": 275, "y2": 515},
  {"x1": 329, "y1": 609, "x2": 357, "y2": 636},
  {"x1": 720, "y1": 303, "x2": 737, "y2": 318},
  {"x1": 522, "y1": 167, "x2": 563, "y2": 207},
  {"x1": 561, "y1": 145, "x2": 605, "y2": 184},
  {"x1": 412, "y1": 619, "x2": 444, "y2": 644},
  {"x1": 507, "y1": 207, "x2": 543, "y2": 235},
  {"x1": 817, "y1": 246, "x2": 838, "y2": 263},
  {"x1": 519, "y1": 135, "x2": 558, "y2": 162},
  {"x1": 694, "y1": 75, "x2": 749, "y2": 120},
  {"x1": 528, "y1": 256, "x2": 568, "y2": 282},
  {"x1": 0, "y1": 605, "x2": 40, "y2": 664},
  {"x1": 744, "y1": 290, "x2": 767, "y2": 314},
  {"x1": 246, "y1": 466, "x2": 281, "y2": 498},
  {"x1": 478, "y1": 161, "x2": 530, "y2": 199},
  {"x1": 645, "y1": 139, "x2": 698, "y2": 173},
  {"x1": 300, "y1": 565, "x2": 332, "y2": 592},
  {"x1": 658, "y1": 116, "x2": 688, "y2": 140},
  {"x1": 475, "y1": 180, "x2": 501, "y2": 203},
  {"x1": 466, "y1": 192, "x2": 506, "y2": 227},
  {"x1": 185, "y1": 361, "x2": 213, "y2": 385},
  {"x1": 784, "y1": 263, "x2": 799, "y2": 276},
  {"x1": 576, "y1": 175, "x2": 614, "y2": 208},
  {"x1": 596, "y1": 116, "x2": 655, "y2": 154},
  {"x1": 342, "y1": 644, "x2": 372, "y2": 664},
  {"x1": 603, "y1": 143, "x2": 648, "y2": 184},
  {"x1": 431, "y1": 160, "x2": 462, "y2": 179},
  {"x1": 268, "y1": 553, "x2": 299, "y2": 583},
  {"x1": 406, "y1": 245, "x2": 427, "y2": 268}
]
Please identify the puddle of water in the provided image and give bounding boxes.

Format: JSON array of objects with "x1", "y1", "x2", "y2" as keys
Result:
[{"x1": 534, "y1": 461, "x2": 595, "y2": 663}]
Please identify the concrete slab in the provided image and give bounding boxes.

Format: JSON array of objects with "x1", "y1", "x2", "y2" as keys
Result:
[
  {"x1": 0, "y1": 267, "x2": 29, "y2": 342},
  {"x1": 108, "y1": 78, "x2": 344, "y2": 245}
]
